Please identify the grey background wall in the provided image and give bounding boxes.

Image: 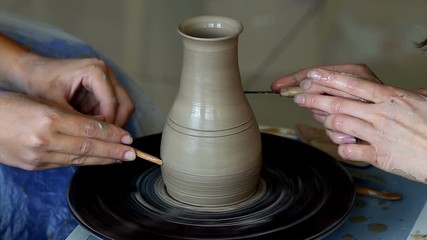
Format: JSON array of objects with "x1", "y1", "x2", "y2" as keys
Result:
[{"x1": 1, "y1": 0, "x2": 426, "y2": 131}]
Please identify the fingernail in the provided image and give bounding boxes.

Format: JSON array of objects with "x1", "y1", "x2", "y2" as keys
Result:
[
  {"x1": 124, "y1": 150, "x2": 136, "y2": 161},
  {"x1": 121, "y1": 135, "x2": 133, "y2": 144},
  {"x1": 307, "y1": 70, "x2": 321, "y2": 80},
  {"x1": 93, "y1": 115, "x2": 106, "y2": 121},
  {"x1": 294, "y1": 94, "x2": 305, "y2": 105},
  {"x1": 300, "y1": 80, "x2": 312, "y2": 90},
  {"x1": 333, "y1": 132, "x2": 357, "y2": 144},
  {"x1": 342, "y1": 136, "x2": 357, "y2": 144}
]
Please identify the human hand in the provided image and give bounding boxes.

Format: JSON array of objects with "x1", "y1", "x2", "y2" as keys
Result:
[
  {"x1": 0, "y1": 92, "x2": 136, "y2": 170},
  {"x1": 272, "y1": 64, "x2": 382, "y2": 135},
  {"x1": 271, "y1": 64, "x2": 380, "y2": 97},
  {"x1": 17, "y1": 56, "x2": 134, "y2": 127},
  {"x1": 292, "y1": 68, "x2": 427, "y2": 182}
]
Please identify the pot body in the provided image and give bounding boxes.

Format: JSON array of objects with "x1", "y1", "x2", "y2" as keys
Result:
[{"x1": 160, "y1": 16, "x2": 262, "y2": 206}]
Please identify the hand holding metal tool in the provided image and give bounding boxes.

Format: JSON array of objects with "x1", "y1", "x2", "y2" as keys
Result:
[
  {"x1": 245, "y1": 87, "x2": 373, "y2": 103},
  {"x1": 244, "y1": 87, "x2": 303, "y2": 97}
]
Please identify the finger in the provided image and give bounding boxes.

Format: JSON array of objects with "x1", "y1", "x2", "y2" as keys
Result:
[
  {"x1": 338, "y1": 144, "x2": 377, "y2": 166},
  {"x1": 81, "y1": 62, "x2": 118, "y2": 123},
  {"x1": 271, "y1": 68, "x2": 312, "y2": 91},
  {"x1": 306, "y1": 69, "x2": 387, "y2": 103},
  {"x1": 311, "y1": 109, "x2": 328, "y2": 116},
  {"x1": 47, "y1": 133, "x2": 136, "y2": 163},
  {"x1": 320, "y1": 64, "x2": 380, "y2": 81},
  {"x1": 271, "y1": 64, "x2": 379, "y2": 92},
  {"x1": 413, "y1": 88, "x2": 427, "y2": 97},
  {"x1": 22, "y1": 152, "x2": 123, "y2": 170},
  {"x1": 113, "y1": 85, "x2": 135, "y2": 127},
  {"x1": 313, "y1": 113, "x2": 326, "y2": 123},
  {"x1": 311, "y1": 109, "x2": 328, "y2": 123},
  {"x1": 325, "y1": 129, "x2": 356, "y2": 144},
  {"x1": 299, "y1": 79, "x2": 369, "y2": 101},
  {"x1": 55, "y1": 115, "x2": 133, "y2": 144},
  {"x1": 75, "y1": 92, "x2": 100, "y2": 114},
  {"x1": 323, "y1": 114, "x2": 376, "y2": 144},
  {"x1": 294, "y1": 93, "x2": 376, "y2": 123}
]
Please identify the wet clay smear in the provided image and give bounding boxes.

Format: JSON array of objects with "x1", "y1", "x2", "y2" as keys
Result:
[
  {"x1": 410, "y1": 233, "x2": 427, "y2": 240},
  {"x1": 349, "y1": 215, "x2": 368, "y2": 223},
  {"x1": 341, "y1": 233, "x2": 354, "y2": 240},
  {"x1": 368, "y1": 223, "x2": 388, "y2": 232},
  {"x1": 354, "y1": 198, "x2": 367, "y2": 208}
]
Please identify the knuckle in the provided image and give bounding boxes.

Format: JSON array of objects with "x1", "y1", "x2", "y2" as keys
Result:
[
  {"x1": 305, "y1": 94, "x2": 317, "y2": 107},
  {"x1": 330, "y1": 99, "x2": 344, "y2": 113},
  {"x1": 86, "y1": 58, "x2": 106, "y2": 67},
  {"x1": 79, "y1": 140, "x2": 93, "y2": 155},
  {"x1": 71, "y1": 156, "x2": 89, "y2": 166},
  {"x1": 21, "y1": 151, "x2": 43, "y2": 170},
  {"x1": 85, "y1": 59, "x2": 108, "y2": 77},
  {"x1": 28, "y1": 133, "x2": 50, "y2": 149},
  {"x1": 94, "y1": 58, "x2": 107, "y2": 68},
  {"x1": 326, "y1": 115, "x2": 344, "y2": 131},
  {"x1": 345, "y1": 76, "x2": 362, "y2": 89},
  {"x1": 82, "y1": 121, "x2": 100, "y2": 137}
]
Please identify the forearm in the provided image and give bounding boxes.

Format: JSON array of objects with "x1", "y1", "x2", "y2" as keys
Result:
[{"x1": 0, "y1": 33, "x2": 41, "y2": 92}]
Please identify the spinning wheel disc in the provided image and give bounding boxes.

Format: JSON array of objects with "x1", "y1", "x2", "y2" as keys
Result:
[{"x1": 68, "y1": 133, "x2": 355, "y2": 239}]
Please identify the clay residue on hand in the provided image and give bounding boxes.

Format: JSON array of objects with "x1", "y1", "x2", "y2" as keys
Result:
[
  {"x1": 390, "y1": 169, "x2": 416, "y2": 181},
  {"x1": 397, "y1": 92, "x2": 426, "y2": 102}
]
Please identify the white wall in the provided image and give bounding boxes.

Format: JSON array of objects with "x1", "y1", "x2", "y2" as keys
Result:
[{"x1": 1, "y1": 0, "x2": 426, "y2": 129}]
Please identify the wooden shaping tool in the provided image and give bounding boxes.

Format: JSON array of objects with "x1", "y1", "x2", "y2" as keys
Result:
[{"x1": 134, "y1": 148, "x2": 163, "y2": 165}]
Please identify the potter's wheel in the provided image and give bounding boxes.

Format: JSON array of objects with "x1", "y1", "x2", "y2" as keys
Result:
[{"x1": 67, "y1": 133, "x2": 355, "y2": 239}]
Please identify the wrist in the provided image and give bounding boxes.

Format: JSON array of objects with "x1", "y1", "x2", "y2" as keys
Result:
[
  {"x1": 0, "y1": 34, "x2": 47, "y2": 93},
  {"x1": 12, "y1": 53, "x2": 49, "y2": 94}
]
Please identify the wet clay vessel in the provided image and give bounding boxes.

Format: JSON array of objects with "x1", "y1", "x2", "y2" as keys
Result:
[{"x1": 160, "y1": 16, "x2": 262, "y2": 206}]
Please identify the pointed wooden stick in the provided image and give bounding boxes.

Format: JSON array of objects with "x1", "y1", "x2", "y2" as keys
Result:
[{"x1": 134, "y1": 148, "x2": 163, "y2": 165}]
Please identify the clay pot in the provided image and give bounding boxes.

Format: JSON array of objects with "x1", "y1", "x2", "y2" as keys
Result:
[{"x1": 160, "y1": 16, "x2": 262, "y2": 206}]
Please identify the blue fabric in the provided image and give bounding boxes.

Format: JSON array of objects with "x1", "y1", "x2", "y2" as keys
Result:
[{"x1": 0, "y1": 11, "x2": 164, "y2": 240}]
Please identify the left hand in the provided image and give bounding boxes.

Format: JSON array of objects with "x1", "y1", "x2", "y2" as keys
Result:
[
  {"x1": 19, "y1": 56, "x2": 134, "y2": 127},
  {"x1": 292, "y1": 68, "x2": 427, "y2": 182}
]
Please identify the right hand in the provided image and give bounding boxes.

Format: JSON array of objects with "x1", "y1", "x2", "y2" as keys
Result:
[
  {"x1": 272, "y1": 64, "x2": 382, "y2": 141},
  {"x1": 290, "y1": 69, "x2": 427, "y2": 182},
  {"x1": 0, "y1": 92, "x2": 136, "y2": 170},
  {"x1": 271, "y1": 64, "x2": 381, "y2": 94}
]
